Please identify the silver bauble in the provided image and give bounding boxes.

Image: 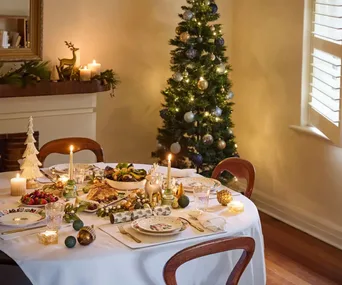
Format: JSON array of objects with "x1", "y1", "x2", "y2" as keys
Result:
[
  {"x1": 183, "y1": 70, "x2": 189, "y2": 77},
  {"x1": 217, "y1": 139, "x2": 226, "y2": 150},
  {"x1": 216, "y1": 63, "x2": 226, "y2": 75},
  {"x1": 213, "y1": 106, "x2": 222, "y2": 117},
  {"x1": 197, "y1": 36, "x2": 203, "y2": 43},
  {"x1": 183, "y1": 10, "x2": 194, "y2": 21},
  {"x1": 180, "y1": 32, "x2": 190, "y2": 43},
  {"x1": 197, "y1": 77, "x2": 208, "y2": 90},
  {"x1": 202, "y1": 134, "x2": 214, "y2": 145},
  {"x1": 172, "y1": 72, "x2": 183, "y2": 82},
  {"x1": 210, "y1": 53, "x2": 216, "y2": 61},
  {"x1": 186, "y1": 48, "x2": 197, "y2": 59},
  {"x1": 226, "y1": 91, "x2": 234, "y2": 100},
  {"x1": 184, "y1": 111, "x2": 195, "y2": 123},
  {"x1": 170, "y1": 142, "x2": 181, "y2": 154},
  {"x1": 228, "y1": 129, "x2": 233, "y2": 135},
  {"x1": 210, "y1": 26, "x2": 216, "y2": 32}
]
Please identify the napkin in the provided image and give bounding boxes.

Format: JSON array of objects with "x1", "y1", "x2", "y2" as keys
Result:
[
  {"x1": 188, "y1": 211, "x2": 226, "y2": 232},
  {"x1": 171, "y1": 168, "x2": 196, "y2": 178}
]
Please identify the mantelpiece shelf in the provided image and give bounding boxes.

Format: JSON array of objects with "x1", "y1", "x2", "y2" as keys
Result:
[{"x1": 0, "y1": 80, "x2": 110, "y2": 98}]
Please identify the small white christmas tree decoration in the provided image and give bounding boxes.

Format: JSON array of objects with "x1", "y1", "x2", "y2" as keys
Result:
[
  {"x1": 20, "y1": 116, "x2": 43, "y2": 181},
  {"x1": 50, "y1": 65, "x2": 60, "y2": 82}
]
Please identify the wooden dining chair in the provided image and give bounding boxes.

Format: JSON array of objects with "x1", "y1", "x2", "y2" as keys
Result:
[
  {"x1": 211, "y1": 158, "x2": 255, "y2": 199},
  {"x1": 163, "y1": 237, "x2": 255, "y2": 285},
  {"x1": 38, "y1": 137, "x2": 104, "y2": 166}
]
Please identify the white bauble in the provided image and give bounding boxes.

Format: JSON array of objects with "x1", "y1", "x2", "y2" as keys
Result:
[
  {"x1": 210, "y1": 53, "x2": 216, "y2": 61},
  {"x1": 184, "y1": 111, "x2": 195, "y2": 123},
  {"x1": 213, "y1": 106, "x2": 222, "y2": 117},
  {"x1": 216, "y1": 63, "x2": 226, "y2": 75},
  {"x1": 172, "y1": 72, "x2": 183, "y2": 82},
  {"x1": 183, "y1": 10, "x2": 193, "y2": 21},
  {"x1": 170, "y1": 142, "x2": 181, "y2": 154},
  {"x1": 226, "y1": 91, "x2": 234, "y2": 100}
]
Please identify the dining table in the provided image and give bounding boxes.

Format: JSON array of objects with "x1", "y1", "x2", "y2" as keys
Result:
[{"x1": 0, "y1": 163, "x2": 266, "y2": 285}]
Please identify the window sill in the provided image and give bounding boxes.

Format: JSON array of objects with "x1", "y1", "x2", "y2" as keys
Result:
[{"x1": 289, "y1": 125, "x2": 332, "y2": 143}]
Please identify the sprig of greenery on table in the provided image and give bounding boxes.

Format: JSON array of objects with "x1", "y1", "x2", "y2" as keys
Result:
[
  {"x1": 92, "y1": 69, "x2": 120, "y2": 97},
  {"x1": 64, "y1": 202, "x2": 88, "y2": 223}
]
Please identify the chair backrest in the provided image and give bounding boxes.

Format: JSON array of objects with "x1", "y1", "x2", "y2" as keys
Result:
[
  {"x1": 163, "y1": 237, "x2": 255, "y2": 285},
  {"x1": 211, "y1": 158, "x2": 255, "y2": 199},
  {"x1": 38, "y1": 137, "x2": 104, "y2": 166}
]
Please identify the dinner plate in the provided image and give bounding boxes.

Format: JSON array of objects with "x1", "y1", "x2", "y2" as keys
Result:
[
  {"x1": 0, "y1": 208, "x2": 45, "y2": 227},
  {"x1": 131, "y1": 220, "x2": 185, "y2": 236},
  {"x1": 135, "y1": 216, "x2": 183, "y2": 233},
  {"x1": 49, "y1": 163, "x2": 92, "y2": 173},
  {"x1": 176, "y1": 177, "x2": 221, "y2": 192}
]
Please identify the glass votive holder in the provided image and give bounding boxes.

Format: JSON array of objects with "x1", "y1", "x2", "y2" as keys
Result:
[
  {"x1": 228, "y1": 201, "x2": 244, "y2": 214},
  {"x1": 45, "y1": 202, "x2": 65, "y2": 231},
  {"x1": 37, "y1": 230, "x2": 58, "y2": 245},
  {"x1": 74, "y1": 168, "x2": 85, "y2": 184}
]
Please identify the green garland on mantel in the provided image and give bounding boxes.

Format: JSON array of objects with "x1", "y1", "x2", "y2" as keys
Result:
[{"x1": 0, "y1": 61, "x2": 120, "y2": 96}]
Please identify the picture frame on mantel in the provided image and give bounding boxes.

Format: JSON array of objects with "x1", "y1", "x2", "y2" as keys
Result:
[{"x1": 0, "y1": 0, "x2": 43, "y2": 62}]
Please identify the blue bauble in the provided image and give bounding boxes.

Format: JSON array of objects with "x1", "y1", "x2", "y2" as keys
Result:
[
  {"x1": 210, "y1": 3, "x2": 218, "y2": 14},
  {"x1": 186, "y1": 48, "x2": 198, "y2": 59},
  {"x1": 160, "y1": 109, "x2": 168, "y2": 119},
  {"x1": 215, "y1": 37, "x2": 224, "y2": 46},
  {"x1": 191, "y1": 153, "x2": 203, "y2": 166}
]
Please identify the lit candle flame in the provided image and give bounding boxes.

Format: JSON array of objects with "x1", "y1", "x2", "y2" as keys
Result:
[
  {"x1": 168, "y1": 154, "x2": 172, "y2": 161},
  {"x1": 16, "y1": 173, "x2": 20, "y2": 179},
  {"x1": 92, "y1": 59, "x2": 97, "y2": 64}
]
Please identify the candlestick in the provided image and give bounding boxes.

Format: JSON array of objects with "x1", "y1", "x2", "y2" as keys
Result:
[
  {"x1": 69, "y1": 145, "x2": 74, "y2": 180},
  {"x1": 88, "y1": 59, "x2": 101, "y2": 76},
  {"x1": 166, "y1": 154, "x2": 172, "y2": 189},
  {"x1": 80, "y1": 66, "x2": 91, "y2": 81},
  {"x1": 37, "y1": 230, "x2": 58, "y2": 245},
  {"x1": 228, "y1": 201, "x2": 244, "y2": 214},
  {"x1": 10, "y1": 173, "x2": 26, "y2": 196}
]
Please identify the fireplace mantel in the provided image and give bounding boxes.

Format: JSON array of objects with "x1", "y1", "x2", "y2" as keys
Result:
[{"x1": 0, "y1": 80, "x2": 110, "y2": 98}]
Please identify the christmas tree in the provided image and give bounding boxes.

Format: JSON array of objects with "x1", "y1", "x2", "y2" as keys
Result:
[
  {"x1": 20, "y1": 117, "x2": 43, "y2": 180},
  {"x1": 152, "y1": 0, "x2": 237, "y2": 177}
]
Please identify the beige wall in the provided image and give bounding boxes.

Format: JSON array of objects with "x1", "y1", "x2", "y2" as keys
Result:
[{"x1": 231, "y1": 0, "x2": 342, "y2": 244}]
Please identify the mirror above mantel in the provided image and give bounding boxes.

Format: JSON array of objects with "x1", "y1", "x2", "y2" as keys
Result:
[{"x1": 0, "y1": 0, "x2": 43, "y2": 61}]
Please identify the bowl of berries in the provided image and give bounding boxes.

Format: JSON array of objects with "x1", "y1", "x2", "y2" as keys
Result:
[{"x1": 20, "y1": 190, "x2": 59, "y2": 207}]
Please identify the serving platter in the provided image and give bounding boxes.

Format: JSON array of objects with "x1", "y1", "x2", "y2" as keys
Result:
[
  {"x1": 0, "y1": 208, "x2": 45, "y2": 227},
  {"x1": 135, "y1": 216, "x2": 183, "y2": 233},
  {"x1": 176, "y1": 177, "x2": 221, "y2": 192},
  {"x1": 105, "y1": 178, "x2": 146, "y2": 190},
  {"x1": 49, "y1": 163, "x2": 95, "y2": 173}
]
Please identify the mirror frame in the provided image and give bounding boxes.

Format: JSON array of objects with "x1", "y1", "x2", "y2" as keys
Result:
[{"x1": 0, "y1": 0, "x2": 43, "y2": 62}]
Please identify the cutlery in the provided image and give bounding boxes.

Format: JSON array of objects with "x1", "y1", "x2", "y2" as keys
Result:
[
  {"x1": 40, "y1": 169, "x2": 55, "y2": 182},
  {"x1": 178, "y1": 217, "x2": 204, "y2": 232},
  {"x1": 98, "y1": 227, "x2": 118, "y2": 240},
  {"x1": 118, "y1": 225, "x2": 141, "y2": 243},
  {"x1": 1, "y1": 225, "x2": 46, "y2": 235}
]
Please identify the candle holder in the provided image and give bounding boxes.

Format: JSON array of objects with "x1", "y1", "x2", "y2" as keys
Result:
[
  {"x1": 37, "y1": 230, "x2": 58, "y2": 245},
  {"x1": 162, "y1": 188, "x2": 175, "y2": 206},
  {"x1": 63, "y1": 179, "x2": 77, "y2": 200},
  {"x1": 228, "y1": 201, "x2": 244, "y2": 214}
]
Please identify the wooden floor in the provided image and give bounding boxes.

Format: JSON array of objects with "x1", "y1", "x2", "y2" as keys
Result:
[{"x1": 260, "y1": 212, "x2": 342, "y2": 285}]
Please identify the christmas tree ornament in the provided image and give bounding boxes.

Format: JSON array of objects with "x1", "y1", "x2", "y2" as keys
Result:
[
  {"x1": 191, "y1": 153, "x2": 203, "y2": 166},
  {"x1": 197, "y1": 36, "x2": 203, "y2": 43},
  {"x1": 205, "y1": 0, "x2": 211, "y2": 5},
  {"x1": 217, "y1": 139, "x2": 226, "y2": 150},
  {"x1": 203, "y1": 134, "x2": 214, "y2": 145},
  {"x1": 226, "y1": 91, "x2": 234, "y2": 100},
  {"x1": 210, "y1": 26, "x2": 216, "y2": 32},
  {"x1": 183, "y1": 10, "x2": 194, "y2": 21},
  {"x1": 160, "y1": 108, "x2": 168, "y2": 119},
  {"x1": 217, "y1": 189, "x2": 233, "y2": 206},
  {"x1": 73, "y1": 219, "x2": 84, "y2": 231},
  {"x1": 172, "y1": 72, "x2": 183, "y2": 82},
  {"x1": 184, "y1": 111, "x2": 195, "y2": 123},
  {"x1": 221, "y1": 86, "x2": 225, "y2": 93},
  {"x1": 197, "y1": 77, "x2": 208, "y2": 90},
  {"x1": 183, "y1": 70, "x2": 189, "y2": 77},
  {"x1": 170, "y1": 142, "x2": 181, "y2": 154},
  {"x1": 20, "y1": 117, "x2": 43, "y2": 188},
  {"x1": 180, "y1": 32, "x2": 190, "y2": 43},
  {"x1": 228, "y1": 129, "x2": 233, "y2": 135},
  {"x1": 215, "y1": 37, "x2": 225, "y2": 46},
  {"x1": 210, "y1": 53, "x2": 216, "y2": 61},
  {"x1": 157, "y1": 141, "x2": 164, "y2": 150},
  {"x1": 216, "y1": 63, "x2": 226, "y2": 74},
  {"x1": 77, "y1": 226, "x2": 96, "y2": 246},
  {"x1": 175, "y1": 26, "x2": 182, "y2": 35},
  {"x1": 210, "y1": 3, "x2": 218, "y2": 14},
  {"x1": 65, "y1": 236, "x2": 77, "y2": 248},
  {"x1": 186, "y1": 47, "x2": 197, "y2": 59},
  {"x1": 178, "y1": 195, "x2": 190, "y2": 208},
  {"x1": 213, "y1": 106, "x2": 222, "y2": 117},
  {"x1": 171, "y1": 198, "x2": 179, "y2": 209}
]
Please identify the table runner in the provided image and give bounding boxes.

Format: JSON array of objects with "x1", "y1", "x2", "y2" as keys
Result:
[{"x1": 0, "y1": 164, "x2": 266, "y2": 285}]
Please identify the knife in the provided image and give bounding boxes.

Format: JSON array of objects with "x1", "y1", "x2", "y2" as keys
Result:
[
  {"x1": 179, "y1": 217, "x2": 204, "y2": 232},
  {"x1": 1, "y1": 225, "x2": 46, "y2": 235}
]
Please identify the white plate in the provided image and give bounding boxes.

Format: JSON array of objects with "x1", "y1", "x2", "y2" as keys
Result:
[
  {"x1": 49, "y1": 163, "x2": 92, "y2": 173},
  {"x1": 176, "y1": 177, "x2": 221, "y2": 192},
  {"x1": 135, "y1": 216, "x2": 183, "y2": 233},
  {"x1": 0, "y1": 208, "x2": 45, "y2": 227},
  {"x1": 131, "y1": 220, "x2": 185, "y2": 236},
  {"x1": 105, "y1": 178, "x2": 146, "y2": 190}
]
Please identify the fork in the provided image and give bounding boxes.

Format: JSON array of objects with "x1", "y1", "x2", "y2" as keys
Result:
[{"x1": 118, "y1": 225, "x2": 141, "y2": 243}]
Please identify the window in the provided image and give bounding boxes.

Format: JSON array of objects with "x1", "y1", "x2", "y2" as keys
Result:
[{"x1": 302, "y1": 0, "x2": 342, "y2": 145}]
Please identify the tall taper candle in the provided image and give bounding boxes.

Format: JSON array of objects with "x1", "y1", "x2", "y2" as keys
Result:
[
  {"x1": 166, "y1": 154, "x2": 172, "y2": 189},
  {"x1": 69, "y1": 145, "x2": 74, "y2": 180}
]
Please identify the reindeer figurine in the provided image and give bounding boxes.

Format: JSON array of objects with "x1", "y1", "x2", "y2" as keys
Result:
[
  {"x1": 145, "y1": 163, "x2": 163, "y2": 205},
  {"x1": 57, "y1": 41, "x2": 79, "y2": 79}
]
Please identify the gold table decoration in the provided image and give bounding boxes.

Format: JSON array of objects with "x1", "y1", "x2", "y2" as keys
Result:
[
  {"x1": 217, "y1": 189, "x2": 233, "y2": 206},
  {"x1": 228, "y1": 201, "x2": 244, "y2": 214},
  {"x1": 37, "y1": 230, "x2": 58, "y2": 245}
]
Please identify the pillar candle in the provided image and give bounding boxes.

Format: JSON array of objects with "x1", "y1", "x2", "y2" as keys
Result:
[
  {"x1": 88, "y1": 60, "x2": 101, "y2": 76},
  {"x1": 80, "y1": 66, "x2": 91, "y2": 81},
  {"x1": 166, "y1": 154, "x2": 172, "y2": 189},
  {"x1": 11, "y1": 173, "x2": 26, "y2": 196},
  {"x1": 69, "y1": 145, "x2": 74, "y2": 180}
]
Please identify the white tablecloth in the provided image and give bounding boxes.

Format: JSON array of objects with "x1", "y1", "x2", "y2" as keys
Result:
[{"x1": 0, "y1": 164, "x2": 266, "y2": 285}]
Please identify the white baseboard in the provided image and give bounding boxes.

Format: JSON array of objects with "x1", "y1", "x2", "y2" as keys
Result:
[{"x1": 252, "y1": 189, "x2": 342, "y2": 250}]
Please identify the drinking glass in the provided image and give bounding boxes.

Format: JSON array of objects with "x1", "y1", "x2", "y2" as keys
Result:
[
  {"x1": 193, "y1": 185, "x2": 210, "y2": 211},
  {"x1": 45, "y1": 202, "x2": 64, "y2": 231},
  {"x1": 74, "y1": 167, "x2": 85, "y2": 184}
]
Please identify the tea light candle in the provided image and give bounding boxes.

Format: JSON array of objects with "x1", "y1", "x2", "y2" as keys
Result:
[
  {"x1": 80, "y1": 66, "x2": 91, "y2": 81},
  {"x1": 37, "y1": 230, "x2": 58, "y2": 245},
  {"x1": 228, "y1": 201, "x2": 244, "y2": 214},
  {"x1": 10, "y1": 173, "x2": 26, "y2": 196},
  {"x1": 88, "y1": 59, "x2": 101, "y2": 76}
]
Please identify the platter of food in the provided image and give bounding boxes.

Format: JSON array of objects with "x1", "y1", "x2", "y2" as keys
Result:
[
  {"x1": 0, "y1": 208, "x2": 46, "y2": 227},
  {"x1": 20, "y1": 190, "x2": 59, "y2": 207},
  {"x1": 104, "y1": 163, "x2": 147, "y2": 190}
]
